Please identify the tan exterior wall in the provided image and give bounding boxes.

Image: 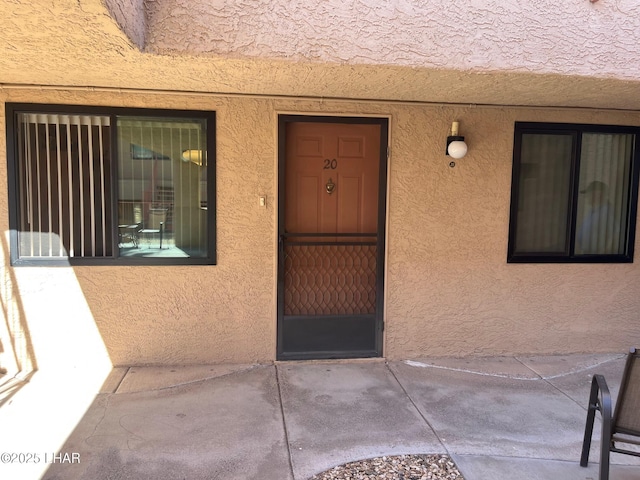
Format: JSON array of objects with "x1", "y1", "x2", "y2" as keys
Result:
[
  {"x1": 1, "y1": 87, "x2": 639, "y2": 366},
  {"x1": 3, "y1": 1, "x2": 640, "y2": 111},
  {"x1": 385, "y1": 106, "x2": 640, "y2": 357}
]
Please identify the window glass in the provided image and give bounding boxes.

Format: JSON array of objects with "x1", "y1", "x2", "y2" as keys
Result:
[
  {"x1": 575, "y1": 133, "x2": 633, "y2": 255},
  {"x1": 116, "y1": 117, "x2": 208, "y2": 258},
  {"x1": 15, "y1": 113, "x2": 113, "y2": 259},
  {"x1": 509, "y1": 123, "x2": 639, "y2": 263},
  {"x1": 514, "y1": 133, "x2": 572, "y2": 253},
  {"x1": 9, "y1": 106, "x2": 215, "y2": 265}
]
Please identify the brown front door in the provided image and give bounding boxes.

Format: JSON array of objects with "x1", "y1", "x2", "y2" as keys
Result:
[{"x1": 277, "y1": 116, "x2": 388, "y2": 360}]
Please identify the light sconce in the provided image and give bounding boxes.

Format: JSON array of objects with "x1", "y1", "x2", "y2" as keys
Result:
[
  {"x1": 181, "y1": 149, "x2": 204, "y2": 166},
  {"x1": 446, "y1": 121, "x2": 468, "y2": 161}
]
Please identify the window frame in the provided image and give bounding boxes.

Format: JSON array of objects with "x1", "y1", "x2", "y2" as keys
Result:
[
  {"x1": 508, "y1": 121, "x2": 640, "y2": 264},
  {"x1": 6, "y1": 103, "x2": 217, "y2": 266}
]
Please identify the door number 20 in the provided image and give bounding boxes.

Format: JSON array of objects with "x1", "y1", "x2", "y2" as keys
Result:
[{"x1": 323, "y1": 158, "x2": 338, "y2": 169}]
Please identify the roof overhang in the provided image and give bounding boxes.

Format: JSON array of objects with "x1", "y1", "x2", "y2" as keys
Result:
[{"x1": 1, "y1": 0, "x2": 639, "y2": 111}]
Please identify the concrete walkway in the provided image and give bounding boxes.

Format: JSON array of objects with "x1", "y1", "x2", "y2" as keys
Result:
[{"x1": 18, "y1": 354, "x2": 640, "y2": 479}]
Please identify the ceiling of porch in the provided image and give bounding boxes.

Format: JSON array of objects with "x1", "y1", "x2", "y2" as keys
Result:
[{"x1": 1, "y1": 0, "x2": 639, "y2": 111}]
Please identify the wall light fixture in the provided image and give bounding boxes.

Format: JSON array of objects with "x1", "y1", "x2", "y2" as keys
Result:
[
  {"x1": 181, "y1": 149, "x2": 204, "y2": 166},
  {"x1": 446, "y1": 121, "x2": 468, "y2": 160}
]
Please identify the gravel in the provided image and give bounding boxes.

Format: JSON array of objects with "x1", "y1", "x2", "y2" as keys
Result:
[{"x1": 310, "y1": 454, "x2": 465, "y2": 480}]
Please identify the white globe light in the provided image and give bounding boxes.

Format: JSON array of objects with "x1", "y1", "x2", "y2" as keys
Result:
[{"x1": 447, "y1": 140, "x2": 468, "y2": 159}]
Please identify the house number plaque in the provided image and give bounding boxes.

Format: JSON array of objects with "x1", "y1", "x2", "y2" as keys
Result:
[{"x1": 323, "y1": 158, "x2": 338, "y2": 169}]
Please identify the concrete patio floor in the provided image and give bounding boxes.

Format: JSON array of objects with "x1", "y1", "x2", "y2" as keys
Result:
[{"x1": 4, "y1": 353, "x2": 640, "y2": 479}]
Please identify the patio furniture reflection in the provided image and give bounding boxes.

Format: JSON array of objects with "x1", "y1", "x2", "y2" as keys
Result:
[
  {"x1": 138, "y1": 208, "x2": 168, "y2": 249},
  {"x1": 118, "y1": 223, "x2": 140, "y2": 248}
]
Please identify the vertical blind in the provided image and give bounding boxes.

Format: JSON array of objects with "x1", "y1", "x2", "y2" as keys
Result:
[
  {"x1": 17, "y1": 113, "x2": 112, "y2": 258},
  {"x1": 116, "y1": 118, "x2": 207, "y2": 256},
  {"x1": 576, "y1": 133, "x2": 632, "y2": 255},
  {"x1": 516, "y1": 133, "x2": 573, "y2": 253}
]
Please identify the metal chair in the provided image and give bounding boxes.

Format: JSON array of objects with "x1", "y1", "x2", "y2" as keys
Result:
[
  {"x1": 138, "y1": 208, "x2": 168, "y2": 248},
  {"x1": 581, "y1": 347, "x2": 640, "y2": 480},
  {"x1": 118, "y1": 223, "x2": 140, "y2": 248}
]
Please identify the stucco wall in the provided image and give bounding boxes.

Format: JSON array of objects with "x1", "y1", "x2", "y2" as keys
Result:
[
  {"x1": 104, "y1": 0, "x2": 146, "y2": 49},
  {"x1": 0, "y1": 90, "x2": 279, "y2": 366},
  {"x1": 2, "y1": 1, "x2": 640, "y2": 111},
  {"x1": 1, "y1": 88, "x2": 639, "y2": 366},
  {"x1": 385, "y1": 106, "x2": 640, "y2": 357},
  {"x1": 145, "y1": 0, "x2": 640, "y2": 80}
]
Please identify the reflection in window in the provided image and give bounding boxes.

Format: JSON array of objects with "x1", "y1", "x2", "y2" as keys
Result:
[
  {"x1": 509, "y1": 123, "x2": 639, "y2": 263},
  {"x1": 8, "y1": 106, "x2": 215, "y2": 265},
  {"x1": 575, "y1": 134, "x2": 632, "y2": 255},
  {"x1": 117, "y1": 117, "x2": 208, "y2": 258}
]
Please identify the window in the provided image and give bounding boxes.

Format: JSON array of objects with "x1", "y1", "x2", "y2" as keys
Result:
[
  {"x1": 6, "y1": 104, "x2": 216, "y2": 265},
  {"x1": 508, "y1": 122, "x2": 640, "y2": 263}
]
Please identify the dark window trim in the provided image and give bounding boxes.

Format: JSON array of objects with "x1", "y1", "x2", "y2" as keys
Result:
[
  {"x1": 508, "y1": 121, "x2": 640, "y2": 264},
  {"x1": 5, "y1": 103, "x2": 217, "y2": 266}
]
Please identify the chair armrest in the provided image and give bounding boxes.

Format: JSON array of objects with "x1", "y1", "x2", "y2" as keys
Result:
[
  {"x1": 592, "y1": 374, "x2": 612, "y2": 418},
  {"x1": 581, "y1": 374, "x2": 613, "y2": 469}
]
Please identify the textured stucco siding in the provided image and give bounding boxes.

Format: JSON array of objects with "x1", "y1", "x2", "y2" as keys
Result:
[
  {"x1": 2, "y1": 0, "x2": 640, "y2": 111},
  {"x1": 385, "y1": 106, "x2": 640, "y2": 357},
  {"x1": 104, "y1": 0, "x2": 146, "y2": 49},
  {"x1": 0, "y1": 90, "x2": 278, "y2": 365},
  {"x1": 145, "y1": 0, "x2": 640, "y2": 80},
  {"x1": 1, "y1": 88, "x2": 639, "y2": 366}
]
